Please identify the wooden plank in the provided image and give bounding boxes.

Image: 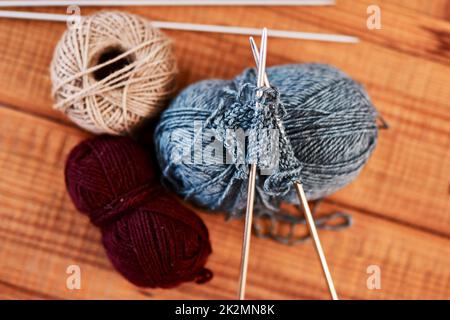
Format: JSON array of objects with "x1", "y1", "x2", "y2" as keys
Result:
[
  {"x1": 394, "y1": 0, "x2": 450, "y2": 19},
  {"x1": 0, "y1": 280, "x2": 59, "y2": 300},
  {"x1": 0, "y1": 1, "x2": 449, "y2": 235},
  {"x1": 0, "y1": 106, "x2": 449, "y2": 300}
]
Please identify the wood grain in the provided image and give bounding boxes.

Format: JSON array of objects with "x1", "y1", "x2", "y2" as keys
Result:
[
  {"x1": 0, "y1": 0, "x2": 449, "y2": 299},
  {"x1": 395, "y1": 0, "x2": 450, "y2": 19}
]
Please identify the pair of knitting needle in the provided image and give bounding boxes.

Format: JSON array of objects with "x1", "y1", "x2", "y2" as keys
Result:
[
  {"x1": 2, "y1": 1, "x2": 342, "y2": 299},
  {"x1": 237, "y1": 29, "x2": 338, "y2": 300}
]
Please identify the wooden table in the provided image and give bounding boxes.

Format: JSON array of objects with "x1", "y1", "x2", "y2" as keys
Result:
[{"x1": 0, "y1": 1, "x2": 449, "y2": 300}]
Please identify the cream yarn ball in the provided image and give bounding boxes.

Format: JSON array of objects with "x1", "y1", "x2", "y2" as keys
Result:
[{"x1": 51, "y1": 11, "x2": 177, "y2": 134}]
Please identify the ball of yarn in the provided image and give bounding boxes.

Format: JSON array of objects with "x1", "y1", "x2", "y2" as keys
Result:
[
  {"x1": 65, "y1": 135, "x2": 212, "y2": 288},
  {"x1": 155, "y1": 63, "x2": 378, "y2": 215},
  {"x1": 51, "y1": 11, "x2": 177, "y2": 135}
]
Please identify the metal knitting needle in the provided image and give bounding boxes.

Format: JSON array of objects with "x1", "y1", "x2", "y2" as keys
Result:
[
  {"x1": 0, "y1": 1, "x2": 336, "y2": 7},
  {"x1": 237, "y1": 27, "x2": 268, "y2": 300},
  {"x1": 249, "y1": 37, "x2": 338, "y2": 300},
  {"x1": 0, "y1": 10, "x2": 359, "y2": 43},
  {"x1": 294, "y1": 183, "x2": 338, "y2": 300}
]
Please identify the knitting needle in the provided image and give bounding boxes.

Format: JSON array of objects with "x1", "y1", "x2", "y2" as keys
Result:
[
  {"x1": 0, "y1": 0, "x2": 335, "y2": 7},
  {"x1": 238, "y1": 27, "x2": 268, "y2": 301},
  {"x1": 294, "y1": 183, "x2": 338, "y2": 300},
  {"x1": 249, "y1": 37, "x2": 339, "y2": 300},
  {"x1": 0, "y1": 10, "x2": 359, "y2": 43}
]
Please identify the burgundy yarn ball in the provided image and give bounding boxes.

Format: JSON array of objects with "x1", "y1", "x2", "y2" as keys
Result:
[{"x1": 65, "y1": 135, "x2": 212, "y2": 288}]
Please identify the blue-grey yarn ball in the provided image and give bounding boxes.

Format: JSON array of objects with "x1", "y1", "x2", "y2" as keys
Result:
[{"x1": 154, "y1": 63, "x2": 378, "y2": 216}]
